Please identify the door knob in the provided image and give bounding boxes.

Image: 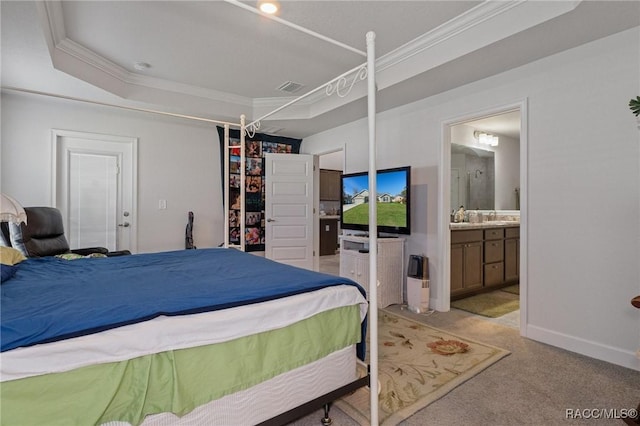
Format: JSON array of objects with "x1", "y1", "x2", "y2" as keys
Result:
[
  {"x1": 118, "y1": 222, "x2": 130, "y2": 227},
  {"x1": 267, "y1": 218, "x2": 276, "y2": 222}
]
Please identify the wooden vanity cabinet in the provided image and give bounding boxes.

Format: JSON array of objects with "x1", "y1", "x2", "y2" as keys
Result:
[
  {"x1": 451, "y1": 225, "x2": 520, "y2": 299},
  {"x1": 450, "y1": 230, "x2": 483, "y2": 296},
  {"x1": 483, "y1": 228, "x2": 504, "y2": 287},
  {"x1": 504, "y1": 227, "x2": 520, "y2": 282}
]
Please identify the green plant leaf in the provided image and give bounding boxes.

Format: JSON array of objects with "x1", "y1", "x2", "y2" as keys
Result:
[{"x1": 630, "y1": 96, "x2": 640, "y2": 117}]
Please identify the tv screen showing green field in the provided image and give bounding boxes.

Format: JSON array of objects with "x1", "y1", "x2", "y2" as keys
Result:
[{"x1": 341, "y1": 167, "x2": 410, "y2": 234}]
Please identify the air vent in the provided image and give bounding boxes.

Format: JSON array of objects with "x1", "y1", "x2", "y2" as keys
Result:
[{"x1": 276, "y1": 81, "x2": 305, "y2": 94}]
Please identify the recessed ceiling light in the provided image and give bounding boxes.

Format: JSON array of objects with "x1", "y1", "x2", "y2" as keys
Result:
[
  {"x1": 258, "y1": 1, "x2": 279, "y2": 14},
  {"x1": 134, "y1": 62, "x2": 151, "y2": 71}
]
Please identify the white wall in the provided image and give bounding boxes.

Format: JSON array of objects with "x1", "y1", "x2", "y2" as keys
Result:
[
  {"x1": 1, "y1": 92, "x2": 224, "y2": 253},
  {"x1": 303, "y1": 27, "x2": 640, "y2": 370}
]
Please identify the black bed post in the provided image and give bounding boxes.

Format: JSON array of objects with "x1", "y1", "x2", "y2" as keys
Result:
[{"x1": 321, "y1": 402, "x2": 332, "y2": 425}]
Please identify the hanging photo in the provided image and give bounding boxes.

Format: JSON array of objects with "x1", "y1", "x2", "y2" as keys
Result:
[
  {"x1": 230, "y1": 147, "x2": 241, "y2": 156},
  {"x1": 230, "y1": 188, "x2": 241, "y2": 210},
  {"x1": 229, "y1": 155, "x2": 241, "y2": 174},
  {"x1": 246, "y1": 211, "x2": 262, "y2": 226},
  {"x1": 246, "y1": 176, "x2": 261, "y2": 193},
  {"x1": 229, "y1": 210, "x2": 239, "y2": 227},
  {"x1": 245, "y1": 227, "x2": 262, "y2": 245},
  {"x1": 229, "y1": 138, "x2": 241, "y2": 147},
  {"x1": 229, "y1": 173, "x2": 240, "y2": 188},
  {"x1": 246, "y1": 158, "x2": 263, "y2": 176},
  {"x1": 262, "y1": 142, "x2": 278, "y2": 154},
  {"x1": 246, "y1": 141, "x2": 262, "y2": 158},
  {"x1": 229, "y1": 227, "x2": 240, "y2": 244},
  {"x1": 276, "y1": 144, "x2": 292, "y2": 153}
]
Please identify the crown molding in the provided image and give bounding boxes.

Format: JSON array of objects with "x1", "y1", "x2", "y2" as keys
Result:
[
  {"x1": 376, "y1": 1, "x2": 525, "y2": 74},
  {"x1": 37, "y1": 1, "x2": 252, "y2": 107},
  {"x1": 35, "y1": 0, "x2": 583, "y2": 122}
]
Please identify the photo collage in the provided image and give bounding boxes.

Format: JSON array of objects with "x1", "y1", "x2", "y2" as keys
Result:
[{"x1": 228, "y1": 138, "x2": 294, "y2": 252}]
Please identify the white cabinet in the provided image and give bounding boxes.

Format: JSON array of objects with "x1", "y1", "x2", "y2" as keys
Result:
[{"x1": 339, "y1": 235, "x2": 404, "y2": 308}]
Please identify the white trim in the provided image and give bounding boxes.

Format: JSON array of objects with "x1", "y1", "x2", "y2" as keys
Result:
[
  {"x1": 526, "y1": 325, "x2": 640, "y2": 371},
  {"x1": 438, "y1": 100, "x2": 528, "y2": 340}
]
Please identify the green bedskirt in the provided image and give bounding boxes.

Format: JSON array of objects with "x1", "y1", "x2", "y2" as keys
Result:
[{"x1": 1, "y1": 304, "x2": 362, "y2": 426}]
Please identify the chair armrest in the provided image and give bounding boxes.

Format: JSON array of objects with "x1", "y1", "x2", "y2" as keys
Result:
[
  {"x1": 71, "y1": 247, "x2": 109, "y2": 256},
  {"x1": 106, "y1": 250, "x2": 131, "y2": 257}
]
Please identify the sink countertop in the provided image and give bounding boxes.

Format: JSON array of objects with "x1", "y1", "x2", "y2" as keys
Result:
[
  {"x1": 450, "y1": 221, "x2": 519, "y2": 230},
  {"x1": 320, "y1": 215, "x2": 340, "y2": 220}
]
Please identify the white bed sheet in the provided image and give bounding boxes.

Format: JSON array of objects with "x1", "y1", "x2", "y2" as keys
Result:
[{"x1": 1, "y1": 284, "x2": 367, "y2": 382}]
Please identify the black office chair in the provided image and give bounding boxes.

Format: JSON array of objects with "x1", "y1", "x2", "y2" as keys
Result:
[{"x1": 1, "y1": 207, "x2": 129, "y2": 257}]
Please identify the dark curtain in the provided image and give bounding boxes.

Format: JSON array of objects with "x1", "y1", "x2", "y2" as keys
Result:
[{"x1": 217, "y1": 127, "x2": 302, "y2": 252}]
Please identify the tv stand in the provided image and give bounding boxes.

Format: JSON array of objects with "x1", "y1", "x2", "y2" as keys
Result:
[{"x1": 339, "y1": 235, "x2": 404, "y2": 308}]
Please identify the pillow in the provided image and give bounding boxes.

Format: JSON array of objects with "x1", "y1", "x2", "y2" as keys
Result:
[
  {"x1": 0, "y1": 246, "x2": 27, "y2": 266},
  {"x1": 8, "y1": 222, "x2": 28, "y2": 257},
  {"x1": 1, "y1": 264, "x2": 18, "y2": 283}
]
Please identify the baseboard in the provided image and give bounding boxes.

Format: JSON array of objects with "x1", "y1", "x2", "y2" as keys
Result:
[{"x1": 526, "y1": 324, "x2": 640, "y2": 371}]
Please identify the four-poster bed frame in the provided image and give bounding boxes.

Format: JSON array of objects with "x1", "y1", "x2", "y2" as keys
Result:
[
  {"x1": 219, "y1": 28, "x2": 381, "y2": 424},
  {"x1": 3, "y1": 14, "x2": 383, "y2": 426}
]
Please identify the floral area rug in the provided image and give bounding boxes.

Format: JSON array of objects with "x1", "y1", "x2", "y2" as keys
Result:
[{"x1": 335, "y1": 309, "x2": 510, "y2": 425}]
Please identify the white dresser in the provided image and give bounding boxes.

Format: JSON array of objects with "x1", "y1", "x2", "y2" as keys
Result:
[{"x1": 339, "y1": 235, "x2": 404, "y2": 308}]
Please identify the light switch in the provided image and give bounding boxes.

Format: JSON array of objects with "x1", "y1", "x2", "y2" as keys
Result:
[
  {"x1": 159, "y1": 199, "x2": 167, "y2": 210},
  {"x1": 325, "y1": 224, "x2": 330, "y2": 231}
]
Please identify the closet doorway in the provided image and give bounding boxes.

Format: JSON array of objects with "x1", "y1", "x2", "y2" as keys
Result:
[{"x1": 440, "y1": 102, "x2": 528, "y2": 336}]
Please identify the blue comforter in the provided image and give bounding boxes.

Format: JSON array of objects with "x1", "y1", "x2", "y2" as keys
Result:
[{"x1": 1, "y1": 248, "x2": 366, "y2": 354}]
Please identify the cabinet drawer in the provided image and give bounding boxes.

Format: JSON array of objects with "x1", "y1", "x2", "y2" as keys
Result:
[
  {"x1": 451, "y1": 230, "x2": 483, "y2": 244},
  {"x1": 505, "y1": 227, "x2": 520, "y2": 238},
  {"x1": 484, "y1": 240, "x2": 504, "y2": 263},
  {"x1": 484, "y1": 228, "x2": 504, "y2": 240},
  {"x1": 484, "y1": 262, "x2": 504, "y2": 286}
]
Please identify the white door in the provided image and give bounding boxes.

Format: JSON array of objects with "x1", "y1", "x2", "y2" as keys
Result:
[
  {"x1": 53, "y1": 130, "x2": 137, "y2": 253},
  {"x1": 264, "y1": 153, "x2": 315, "y2": 270}
]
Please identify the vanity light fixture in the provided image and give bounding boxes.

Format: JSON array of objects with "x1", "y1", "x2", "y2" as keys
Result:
[
  {"x1": 474, "y1": 130, "x2": 499, "y2": 147},
  {"x1": 258, "y1": 1, "x2": 279, "y2": 14}
]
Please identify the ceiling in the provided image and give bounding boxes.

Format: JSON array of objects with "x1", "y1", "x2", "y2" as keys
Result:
[{"x1": 2, "y1": 1, "x2": 638, "y2": 138}]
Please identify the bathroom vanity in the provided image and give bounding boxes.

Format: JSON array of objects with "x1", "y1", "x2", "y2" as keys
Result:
[{"x1": 450, "y1": 222, "x2": 519, "y2": 299}]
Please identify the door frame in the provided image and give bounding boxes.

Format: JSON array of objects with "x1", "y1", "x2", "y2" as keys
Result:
[
  {"x1": 438, "y1": 99, "x2": 528, "y2": 337},
  {"x1": 51, "y1": 129, "x2": 138, "y2": 253}
]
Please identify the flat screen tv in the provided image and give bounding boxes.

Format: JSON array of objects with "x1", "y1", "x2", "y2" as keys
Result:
[{"x1": 340, "y1": 166, "x2": 411, "y2": 235}]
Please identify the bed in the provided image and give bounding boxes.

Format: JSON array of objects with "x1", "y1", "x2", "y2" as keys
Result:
[
  {"x1": 3, "y1": 8, "x2": 384, "y2": 421},
  {"x1": 0, "y1": 248, "x2": 368, "y2": 425}
]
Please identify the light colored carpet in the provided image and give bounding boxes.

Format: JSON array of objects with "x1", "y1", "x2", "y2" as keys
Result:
[
  {"x1": 450, "y1": 291, "x2": 519, "y2": 318},
  {"x1": 290, "y1": 306, "x2": 640, "y2": 426},
  {"x1": 334, "y1": 309, "x2": 510, "y2": 425}
]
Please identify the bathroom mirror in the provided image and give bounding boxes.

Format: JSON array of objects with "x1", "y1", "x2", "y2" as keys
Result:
[
  {"x1": 451, "y1": 144, "x2": 495, "y2": 210},
  {"x1": 450, "y1": 114, "x2": 521, "y2": 212}
]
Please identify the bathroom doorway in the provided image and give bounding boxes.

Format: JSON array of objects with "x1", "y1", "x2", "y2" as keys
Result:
[{"x1": 440, "y1": 101, "x2": 528, "y2": 337}]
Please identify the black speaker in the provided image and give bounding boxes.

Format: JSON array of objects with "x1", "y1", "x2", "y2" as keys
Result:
[{"x1": 408, "y1": 255, "x2": 428, "y2": 279}]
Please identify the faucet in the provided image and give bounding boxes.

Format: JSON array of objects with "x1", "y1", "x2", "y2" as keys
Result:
[{"x1": 488, "y1": 210, "x2": 497, "y2": 221}]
